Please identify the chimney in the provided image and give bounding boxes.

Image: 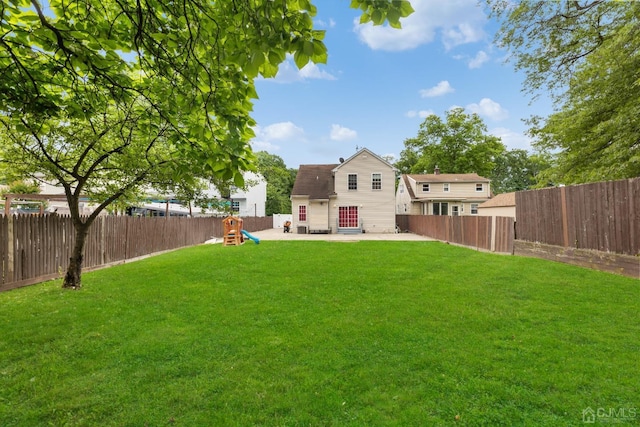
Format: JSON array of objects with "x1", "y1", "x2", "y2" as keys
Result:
[{"x1": 434, "y1": 165, "x2": 440, "y2": 175}]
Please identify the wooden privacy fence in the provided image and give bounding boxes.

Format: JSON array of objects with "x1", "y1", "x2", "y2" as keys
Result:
[
  {"x1": 396, "y1": 214, "x2": 515, "y2": 254},
  {"x1": 0, "y1": 215, "x2": 273, "y2": 291},
  {"x1": 514, "y1": 178, "x2": 639, "y2": 278},
  {"x1": 516, "y1": 178, "x2": 640, "y2": 255}
]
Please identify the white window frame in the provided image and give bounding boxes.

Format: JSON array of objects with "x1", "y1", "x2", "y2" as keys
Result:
[
  {"x1": 298, "y1": 205, "x2": 307, "y2": 222},
  {"x1": 348, "y1": 174, "x2": 358, "y2": 190},
  {"x1": 470, "y1": 203, "x2": 479, "y2": 215},
  {"x1": 422, "y1": 183, "x2": 430, "y2": 192},
  {"x1": 443, "y1": 183, "x2": 450, "y2": 192},
  {"x1": 371, "y1": 173, "x2": 382, "y2": 190},
  {"x1": 476, "y1": 183, "x2": 484, "y2": 192},
  {"x1": 432, "y1": 202, "x2": 449, "y2": 216}
]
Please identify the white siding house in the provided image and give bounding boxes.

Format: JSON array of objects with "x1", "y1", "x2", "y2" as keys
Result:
[
  {"x1": 477, "y1": 192, "x2": 516, "y2": 219},
  {"x1": 396, "y1": 168, "x2": 491, "y2": 216},
  {"x1": 28, "y1": 172, "x2": 266, "y2": 217},
  {"x1": 291, "y1": 148, "x2": 396, "y2": 234}
]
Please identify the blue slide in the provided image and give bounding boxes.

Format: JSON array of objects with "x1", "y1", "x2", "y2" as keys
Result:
[{"x1": 241, "y1": 229, "x2": 260, "y2": 244}]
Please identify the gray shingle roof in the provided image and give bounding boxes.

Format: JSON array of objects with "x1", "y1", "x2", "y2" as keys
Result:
[
  {"x1": 291, "y1": 164, "x2": 338, "y2": 199},
  {"x1": 479, "y1": 192, "x2": 516, "y2": 208}
]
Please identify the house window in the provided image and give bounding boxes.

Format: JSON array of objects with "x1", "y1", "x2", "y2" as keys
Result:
[
  {"x1": 432, "y1": 202, "x2": 449, "y2": 216},
  {"x1": 231, "y1": 201, "x2": 240, "y2": 212},
  {"x1": 470, "y1": 203, "x2": 478, "y2": 215},
  {"x1": 422, "y1": 183, "x2": 430, "y2": 192},
  {"x1": 298, "y1": 205, "x2": 307, "y2": 222},
  {"x1": 443, "y1": 183, "x2": 450, "y2": 192},
  {"x1": 348, "y1": 174, "x2": 358, "y2": 190},
  {"x1": 476, "y1": 183, "x2": 484, "y2": 192},
  {"x1": 338, "y1": 206, "x2": 359, "y2": 228},
  {"x1": 372, "y1": 173, "x2": 381, "y2": 190}
]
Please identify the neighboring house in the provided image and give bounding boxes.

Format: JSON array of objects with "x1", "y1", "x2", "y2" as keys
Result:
[
  {"x1": 477, "y1": 192, "x2": 516, "y2": 219},
  {"x1": 30, "y1": 172, "x2": 266, "y2": 217},
  {"x1": 396, "y1": 167, "x2": 491, "y2": 216},
  {"x1": 291, "y1": 148, "x2": 396, "y2": 234},
  {"x1": 136, "y1": 171, "x2": 267, "y2": 217},
  {"x1": 202, "y1": 171, "x2": 267, "y2": 217}
]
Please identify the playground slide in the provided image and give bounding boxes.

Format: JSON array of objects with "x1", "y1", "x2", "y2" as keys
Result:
[{"x1": 241, "y1": 229, "x2": 260, "y2": 244}]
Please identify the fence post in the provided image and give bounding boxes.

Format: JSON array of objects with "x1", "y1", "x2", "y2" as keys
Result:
[
  {"x1": 560, "y1": 186, "x2": 569, "y2": 247},
  {"x1": 7, "y1": 215, "x2": 14, "y2": 283},
  {"x1": 100, "y1": 216, "x2": 105, "y2": 266},
  {"x1": 490, "y1": 216, "x2": 496, "y2": 252}
]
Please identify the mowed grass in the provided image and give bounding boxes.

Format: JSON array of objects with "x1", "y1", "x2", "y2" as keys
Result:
[{"x1": 0, "y1": 241, "x2": 638, "y2": 426}]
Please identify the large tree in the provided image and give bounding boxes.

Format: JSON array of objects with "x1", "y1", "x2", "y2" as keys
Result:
[
  {"x1": 254, "y1": 151, "x2": 296, "y2": 216},
  {"x1": 0, "y1": 0, "x2": 414, "y2": 288},
  {"x1": 397, "y1": 108, "x2": 506, "y2": 178},
  {"x1": 491, "y1": 149, "x2": 551, "y2": 194},
  {"x1": 487, "y1": 0, "x2": 640, "y2": 184}
]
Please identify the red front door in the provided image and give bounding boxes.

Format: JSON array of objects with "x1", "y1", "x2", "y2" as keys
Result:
[{"x1": 338, "y1": 206, "x2": 359, "y2": 228}]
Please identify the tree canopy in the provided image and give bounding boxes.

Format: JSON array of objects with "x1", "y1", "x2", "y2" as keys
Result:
[
  {"x1": 397, "y1": 108, "x2": 506, "y2": 179},
  {"x1": 0, "y1": 0, "x2": 414, "y2": 288},
  {"x1": 254, "y1": 151, "x2": 296, "y2": 216},
  {"x1": 487, "y1": 0, "x2": 640, "y2": 184}
]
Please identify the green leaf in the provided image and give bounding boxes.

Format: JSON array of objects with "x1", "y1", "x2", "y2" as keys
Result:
[
  {"x1": 371, "y1": 10, "x2": 384, "y2": 25},
  {"x1": 293, "y1": 50, "x2": 309, "y2": 69},
  {"x1": 233, "y1": 171, "x2": 245, "y2": 187}
]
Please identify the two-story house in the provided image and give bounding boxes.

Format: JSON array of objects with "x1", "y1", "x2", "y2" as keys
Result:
[
  {"x1": 34, "y1": 172, "x2": 266, "y2": 217},
  {"x1": 396, "y1": 167, "x2": 491, "y2": 216},
  {"x1": 291, "y1": 148, "x2": 396, "y2": 234}
]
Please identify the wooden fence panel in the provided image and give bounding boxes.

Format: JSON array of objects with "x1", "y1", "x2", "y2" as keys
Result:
[
  {"x1": 517, "y1": 178, "x2": 639, "y2": 256},
  {"x1": 0, "y1": 215, "x2": 272, "y2": 291},
  {"x1": 397, "y1": 215, "x2": 500, "y2": 252},
  {"x1": 495, "y1": 216, "x2": 515, "y2": 254},
  {"x1": 0, "y1": 215, "x2": 7, "y2": 284}
]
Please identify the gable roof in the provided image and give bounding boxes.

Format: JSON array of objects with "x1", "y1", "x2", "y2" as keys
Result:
[
  {"x1": 478, "y1": 192, "x2": 516, "y2": 208},
  {"x1": 408, "y1": 173, "x2": 490, "y2": 183},
  {"x1": 332, "y1": 147, "x2": 395, "y2": 172},
  {"x1": 291, "y1": 164, "x2": 338, "y2": 199},
  {"x1": 402, "y1": 174, "x2": 417, "y2": 199}
]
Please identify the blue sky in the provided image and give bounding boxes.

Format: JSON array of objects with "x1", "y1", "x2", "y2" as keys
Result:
[{"x1": 249, "y1": 0, "x2": 552, "y2": 169}]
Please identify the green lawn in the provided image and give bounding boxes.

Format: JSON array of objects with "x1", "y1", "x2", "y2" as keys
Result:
[{"x1": 0, "y1": 241, "x2": 638, "y2": 426}]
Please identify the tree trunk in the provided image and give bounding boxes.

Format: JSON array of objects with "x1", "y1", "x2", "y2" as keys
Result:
[{"x1": 63, "y1": 225, "x2": 89, "y2": 289}]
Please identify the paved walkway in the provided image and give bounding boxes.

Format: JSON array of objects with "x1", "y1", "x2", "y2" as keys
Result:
[{"x1": 238, "y1": 228, "x2": 434, "y2": 242}]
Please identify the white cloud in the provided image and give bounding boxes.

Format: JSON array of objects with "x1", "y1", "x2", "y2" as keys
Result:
[
  {"x1": 264, "y1": 56, "x2": 336, "y2": 83},
  {"x1": 251, "y1": 122, "x2": 306, "y2": 152},
  {"x1": 406, "y1": 109, "x2": 435, "y2": 118},
  {"x1": 353, "y1": 0, "x2": 486, "y2": 52},
  {"x1": 316, "y1": 18, "x2": 336, "y2": 28},
  {"x1": 298, "y1": 62, "x2": 337, "y2": 81},
  {"x1": 420, "y1": 81, "x2": 454, "y2": 98},
  {"x1": 260, "y1": 122, "x2": 305, "y2": 140},
  {"x1": 468, "y1": 50, "x2": 489, "y2": 69},
  {"x1": 441, "y1": 21, "x2": 485, "y2": 50},
  {"x1": 251, "y1": 139, "x2": 281, "y2": 152},
  {"x1": 466, "y1": 98, "x2": 509, "y2": 121},
  {"x1": 330, "y1": 124, "x2": 358, "y2": 141},
  {"x1": 490, "y1": 127, "x2": 533, "y2": 151}
]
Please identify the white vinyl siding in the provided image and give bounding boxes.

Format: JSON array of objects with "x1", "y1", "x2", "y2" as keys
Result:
[{"x1": 332, "y1": 150, "x2": 396, "y2": 233}]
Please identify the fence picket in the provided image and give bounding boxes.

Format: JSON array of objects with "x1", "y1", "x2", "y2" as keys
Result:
[{"x1": 0, "y1": 215, "x2": 272, "y2": 291}]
